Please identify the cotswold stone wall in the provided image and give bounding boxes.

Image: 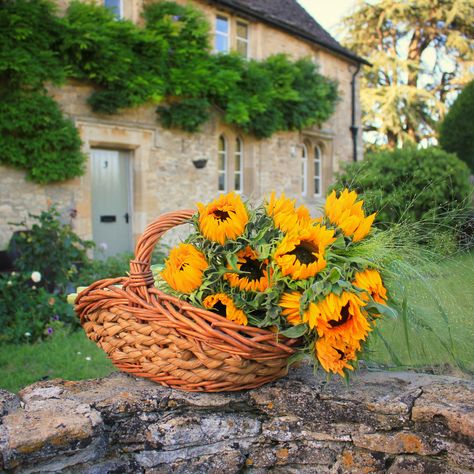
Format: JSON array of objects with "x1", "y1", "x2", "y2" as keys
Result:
[{"x1": 1, "y1": 366, "x2": 472, "y2": 473}]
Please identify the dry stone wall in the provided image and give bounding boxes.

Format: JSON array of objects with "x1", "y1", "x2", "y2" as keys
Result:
[{"x1": 1, "y1": 365, "x2": 473, "y2": 473}]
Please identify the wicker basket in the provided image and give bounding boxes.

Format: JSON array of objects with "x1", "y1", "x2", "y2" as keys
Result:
[{"x1": 75, "y1": 210, "x2": 299, "y2": 392}]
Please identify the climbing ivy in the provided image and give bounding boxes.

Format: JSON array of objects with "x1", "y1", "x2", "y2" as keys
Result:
[{"x1": 0, "y1": 0, "x2": 339, "y2": 182}]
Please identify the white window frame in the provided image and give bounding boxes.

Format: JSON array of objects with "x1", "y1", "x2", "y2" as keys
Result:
[
  {"x1": 301, "y1": 143, "x2": 308, "y2": 196},
  {"x1": 104, "y1": 0, "x2": 123, "y2": 19},
  {"x1": 236, "y1": 20, "x2": 250, "y2": 59},
  {"x1": 234, "y1": 137, "x2": 244, "y2": 193},
  {"x1": 314, "y1": 144, "x2": 322, "y2": 197},
  {"x1": 218, "y1": 135, "x2": 228, "y2": 192},
  {"x1": 215, "y1": 15, "x2": 230, "y2": 53}
]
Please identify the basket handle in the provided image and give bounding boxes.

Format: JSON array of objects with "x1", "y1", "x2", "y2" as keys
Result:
[{"x1": 127, "y1": 209, "x2": 196, "y2": 295}]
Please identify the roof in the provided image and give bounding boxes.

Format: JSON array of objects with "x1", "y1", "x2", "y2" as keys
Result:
[{"x1": 211, "y1": 0, "x2": 370, "y2": 65}]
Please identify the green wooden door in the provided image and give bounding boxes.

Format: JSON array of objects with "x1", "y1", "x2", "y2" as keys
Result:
[{"x1": 91, "y1": 149, "x2": 132, "y2": 258}]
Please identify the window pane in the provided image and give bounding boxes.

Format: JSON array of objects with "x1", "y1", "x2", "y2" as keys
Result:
[
  {"x1": 301, "y1": 145, "x2": 307, "y2": 195},
  {"x1": 218, "y1": 173, "x2": 226, "y2": 191},
  {"x1": 314, "y1": 161, "x2": 320, "y2": 176},
  {"x1": 314, "y1": 178, "x2": 320, "y2": 196},
  {"x1": 235, "y1": 137, "x2": 242, "y2": 153},
  {"x1": 104, "y1": 0, "x2": 121, "y2": 17},
  {"x1": 236, "y1": 40, "x2": 248, "y2": 57},
  {"x1": 216, "y1": 16, "x2": 229, "y2": 33},
  {"x1": 234, "y1": 153, "x2": 241, "y2": 170},
  {"x1": 237, "y1": 22, "x2": 248, "y2": 39},
  {"x1": 215, "y1": 34, "x2": 228, "y2": 52},
  {"x1": 218, "y1": 136, "x2": 226, "y2": 152},
  {"x1": 235, "y1": 173, "x2": 241, "y2": 191},
  {"x1": 218, "y1": 153, "x2": 226, "y2": 171}
]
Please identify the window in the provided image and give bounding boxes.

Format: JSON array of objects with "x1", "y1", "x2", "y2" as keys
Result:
[
  {"x1": 236, "y1": 21, "x2": 249, "y2": 58},
  {"x1": 218, "y1": 135, "x2": 228, "y2": 192},
  {"x1": 218, "y1": 135, "x2": 245, "y2": 193},
  {"x1": 314, "y1": 145, "x2": 322, "y2": 196},
  {"x1": 104, "y1": 0, "x2": 122, "y2": 19},
  {"x1": 301, "y1": 144, "x2": 308, "y2": 196},
  {"x1": 215, "y1": 16, "x2": 229, "y2": 53},
  {"x1": 234, "y1": 137, "x2": 244, "y2": 193}
]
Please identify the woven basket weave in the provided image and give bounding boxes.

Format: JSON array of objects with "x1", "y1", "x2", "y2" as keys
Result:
[{"x1": 75, "y1": 210, "x2": 299, "y2": 392}]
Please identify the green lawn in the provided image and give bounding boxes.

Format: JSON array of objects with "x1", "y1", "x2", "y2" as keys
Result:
[
  {"x1": 1, "y1": 252, "x2": 473, "y2": 393},
  {"x1": 0, "y1": 330, "x2": 115, "y2": 393}
]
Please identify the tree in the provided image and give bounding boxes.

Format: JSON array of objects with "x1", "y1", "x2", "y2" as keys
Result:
[
  {"x1": 340, "y1": 0, "x2": 474, "y2": 148},
  {"x1": 439, "y1": 80, "x2": 474, "y2": 172}
]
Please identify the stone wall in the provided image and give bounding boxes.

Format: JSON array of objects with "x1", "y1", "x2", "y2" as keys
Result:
[{"x1": 1, "y1": 365, "x2": 472, "y2": 473}]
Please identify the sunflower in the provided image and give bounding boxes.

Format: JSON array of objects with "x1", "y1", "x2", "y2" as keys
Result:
[
  {"x1": 325, "y1": 189, "x2": 376, "y2": 242},
  {"x1": 316, "y1": 336, "x2": 358, "y2": 377},
  {"x1": 353, "y1": 268, "x2": 388, "y2": 305},
  {"x1": 279, "y1": 291, "x2": 311, "y2": 326},
  {"x1": 273, "y1": 224, "x2": 335, "y2": 280},
  {"x1": 225, "y1": 246, "x2": 272, "y2": 292},
  {"x1": 197, "y1": 192, "x2": 249, "y2": 244},
  {"x1": 203, "y1": 293, "x2": 248, "y2": 326},
  {"x1": 266, "y1": 192, "x2": 311, "y2": 233},
  {"x1": 161, "y1": 243, "x2": 208, "y2": 294},
  {"x1": 308, "y1": 291, "x2": 371, "y2": 347}
]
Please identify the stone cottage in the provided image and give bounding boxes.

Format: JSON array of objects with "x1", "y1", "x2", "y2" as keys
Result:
[{"x1": 0, "y1": 0, "x2": 367, "y2": 257}]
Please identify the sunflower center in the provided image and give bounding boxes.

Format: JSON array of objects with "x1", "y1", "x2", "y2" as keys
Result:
[
  {"x1": 288, "y1": 240, "x2": 319, "y2": 265},
  {"x1": 240, "y1": 258, "x2": 265, "y2": 281},
  {"x1": 328, "y1": 303, "x2": 351, "y2": 328},
  {"x1": 212, "y1": 209, "x2": 230, "y2": 221},
  {"x1": 212, "y1": 301, "x2": 227, "y2": 317}
]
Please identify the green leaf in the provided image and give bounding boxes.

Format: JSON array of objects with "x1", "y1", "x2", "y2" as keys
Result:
[
  {"x1": 279, "y1": 324, "x2": 308, "y2": 338},
  {"x1": 365, "y1": 301, "x2": 398, "y2": 319}
]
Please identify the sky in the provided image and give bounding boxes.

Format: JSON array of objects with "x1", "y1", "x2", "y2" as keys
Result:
[{"x1": 296, "y1": 0, "x2": 357, "y2": 37}]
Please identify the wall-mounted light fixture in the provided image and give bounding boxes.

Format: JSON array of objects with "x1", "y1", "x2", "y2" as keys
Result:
[{"x1": 192, "y1": 158, "x2": 208, "y2": 169}]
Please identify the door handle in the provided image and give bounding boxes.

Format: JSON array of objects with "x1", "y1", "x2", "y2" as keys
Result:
[{"x1": 124, "y1": 212, "x2": 129, "y2": 224}]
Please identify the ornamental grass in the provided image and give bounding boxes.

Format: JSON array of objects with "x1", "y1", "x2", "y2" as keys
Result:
[{"x1": 155, "y1": 190, "x2": 394, "y2": 378}]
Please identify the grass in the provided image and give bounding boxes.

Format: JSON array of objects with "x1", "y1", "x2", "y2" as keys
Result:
[
  {"x1": 1, "y1": 252, "x2": 473, "y2": 393},
  {"x1": 365, "y1": 251, "x2": 474, "y2": 374},
  {"x1": 0, "y1": 330, "x2": 115, "y2": 393}
]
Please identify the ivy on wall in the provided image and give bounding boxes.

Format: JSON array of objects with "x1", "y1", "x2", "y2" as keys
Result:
[{"x1": 0, "y1": 0, "x2": 339, "y2": 183}]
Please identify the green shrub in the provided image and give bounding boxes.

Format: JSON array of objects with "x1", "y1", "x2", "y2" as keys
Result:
[
  {"x1": 0, "y1": 91, "x2": 85, "y2": 183},
  {"x1": 8, "y1": 206, "x2": 94, "y2": 292},
  {"x1": 0, "y1": 271, "x2": 77, "y2": 344},
  {"x1": 0, "y1": 0, "x2": 65, "y2": 89},
  {"x1": 439, "y1": 80, "x2": 474, "y2": 173},
  {"x1": 332, "y1": 147, "x2": 472, "y2": 225}
]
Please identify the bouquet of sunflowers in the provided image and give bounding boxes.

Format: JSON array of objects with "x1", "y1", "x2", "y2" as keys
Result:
[{"x1": 153, "y1": 189, "x2": 396, "y2": 378}]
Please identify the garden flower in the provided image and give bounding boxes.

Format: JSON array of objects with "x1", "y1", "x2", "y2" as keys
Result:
[
  {"x1": 31, "y1": 271, "x2": 41, "y2": 283},
  {"x1": 203, "y1": 293, "x2": 248, "y2": 326},
  {"x1": 353, "y1": 268, "x2": 388, "y2": 305},
  {"x1": 225, "y1": 246, "x2": 272, "y2": 292},
  {"x1": 85, "y1": 356, "x2": 92, "y2": 361},
  {"x1": 309, "y1": 291, "x2": 371, "y2": 348},
  {"x1": 24, "y1": 332, "x2": 31, "y2": 337},
  {"x1": 266, "y1": 192, "x2": 311, "y2": 233},
  {"x1": 278, "y1": 291, "x2": 312, "y2": 326},
  {"x1": 161, "y1": 243, "x2": 208, "y2": 294},
  {"x1": 47, "y1": 327, "x2": 53, "y2": 335},
  {"x1": 325, "y1": 189, "x2": 376, "y2": 242},
  {"x1": 7, "y1": 281, "x2": 12, "y2": 286},
  {"x1": 197, "y1": 192, "x2": 248, "y2": 244},
  {"x1": 273, "y1": 224, "x2": 335, "y2": 280},
  {"x1": 316, "y1": 336, "x2": 357, "y2": 376}
]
